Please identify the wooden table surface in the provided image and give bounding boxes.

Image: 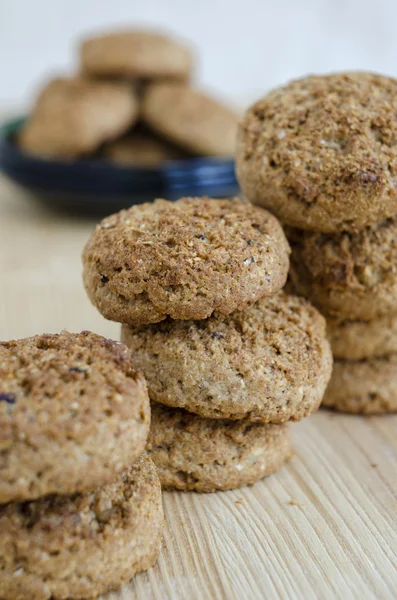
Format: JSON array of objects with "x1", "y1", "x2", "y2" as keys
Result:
[{"x1": 1, "y1": 177, "x2": 397, "y2": 600}]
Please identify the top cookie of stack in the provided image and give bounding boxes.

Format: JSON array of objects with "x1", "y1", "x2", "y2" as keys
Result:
[
  {"x1": 236, "y1": 72, "x2": 397, "y2": 414},
  {"x1": 82, "y1": 196, "x2": 290, "y2": 325},
  {"x1": 236, "y1": 72, "x2": 397, "y2": 233}
]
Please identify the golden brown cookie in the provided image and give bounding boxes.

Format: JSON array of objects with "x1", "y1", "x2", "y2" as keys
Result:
[
  {"x1": 103, "y1": 131, "x2": 187, "y2": 165},
  {"x1": 287, "y1": 218, "x2": 397, "y2": 320},
  {"x1": 142, "y1": 83, "x2": 238, "y2": 156},
  {"x1": 19, "y1": 77, "x2": 138, "y2": 157},
  {"x1": 0, "y1": 455, "x2": 163, "y2": 600},
  {"x1": 327, "y1": 314, "x2": 397, "y2": 360},
  {"x1": 147, "y1": 403, "x2": 291, "y2": 492},
  {"x1": 323, "y1": 354, "x2": 397, "y2": 414},
  {"x1": 83, "y1": 197, "x2": 290, "y2": 326},
  {"x1": 236, "y1": 72, "x2": 397, "y2": 232},
  {"x1": 121, "y1": 292, "x2": 332, "y2": 423},
  {"x1": 81, "y1": 30, "x2": 193, "y2": 81},
  {"x1": 0, "y1": 331, "x2": 150, "y2": 504}
]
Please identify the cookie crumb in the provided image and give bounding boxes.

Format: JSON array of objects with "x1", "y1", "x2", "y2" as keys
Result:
[
  {"x1": 371, "y1": 463, "x2": 378, "y2": 468},
  {"x1": 235, "y1": 498, "x2": 244, "y2": 505}
]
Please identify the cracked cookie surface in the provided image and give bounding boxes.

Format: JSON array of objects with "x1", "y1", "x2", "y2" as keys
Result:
[
  {"x1": 0, "y1": 455, "x2": 163, "y2": 600},
  {"x1": 83, "y1": 197, "x2": 290, "y2": 326},
  {"x1": 147, "y1": 403, "x2": 291, "y2": 492},
  {"x1": 236, "y1": 72, "x2": 397, "y2": 232},
  {"x1": 121, "y1": 292, "x2": 332, "y2": 423},
  {"x1": 0, "y1": 331, "x2": 150, "y2": 503}
]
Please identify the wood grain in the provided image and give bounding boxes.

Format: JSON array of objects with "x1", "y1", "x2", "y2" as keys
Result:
[{"x1": 1, "y1": 177, "x2": 396, "y2": 600}]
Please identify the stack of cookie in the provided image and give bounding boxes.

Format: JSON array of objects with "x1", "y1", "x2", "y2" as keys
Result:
[
  {"x1": 19, "y1": 29, "x2": 238, "y2": 163},
  {"x1": 0, "y1": 331, "x2": 163, "y2": 599},
  {"x1": 82, "y1": 197, "x2": 332, "y2": 492},
  {"x1": 236, "y1": 72, "x2": 397, "y2": 415}
]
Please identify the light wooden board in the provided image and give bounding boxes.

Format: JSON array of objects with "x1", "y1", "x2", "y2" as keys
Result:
[{"x1": 1, "y1": 177, "x2": 396, "y2": 600}]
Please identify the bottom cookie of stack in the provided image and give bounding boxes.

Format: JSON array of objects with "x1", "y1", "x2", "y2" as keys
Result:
[
  {"x1": 147, "y1": 403, "x2": 292, "y2": 493},
  {"x1": 0, "y1": 455, "x2": 163, "y2": 600}
]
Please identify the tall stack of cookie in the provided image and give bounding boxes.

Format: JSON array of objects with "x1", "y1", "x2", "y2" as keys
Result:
[
  {"x1": 82, "y1": 197, "x2": 332, "y2": 492},
  {"x1": 236, "y1": 72, "x2": 397, "y2": 415},
  {"x1": 0, "y1": 331, "x2": 163, "y2": 600}
]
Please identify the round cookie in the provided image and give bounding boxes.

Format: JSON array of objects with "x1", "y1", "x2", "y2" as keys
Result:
[
  {"x1": 104, "y1": 131, "x2": 187, "y2": 166},
  {"x1": 327, "y1": 314, "x2": 397, "y2": 360},
  {"x1": 121, "y1": 292, "x2": 332, "y2": 423},
  {"x1": 0, "y1": 330, "x2": 150, "y2": 504},
  {"x1": 83, "y1": 197, "x2": 290, "y2": 326},
  {"x1": 147, "y1": 402, "x2": 291, "y2": 492},
  {"x1": 287, "y1": 217, "x2": 397, "y2": 320},
  {"x1": 142, "y1": 83, "x2": 238, "y2": 156},
  {"x1": 0, "y1": 455, "x2": 163, "y2": 600},
  {"x1": 323, "y1": 354, "x2": 397, "y2": 414},
  {"x1": 19, "y1": 77, "x2": 138, "y2": 158},
  {"x1": 81, "y1": 30, "x2": 193, "y2": 81},
  {"x1": 236, "y1": 72, "x2": 397, "y2": 233}
]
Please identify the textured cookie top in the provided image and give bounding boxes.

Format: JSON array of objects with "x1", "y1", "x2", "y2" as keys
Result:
[
  {"x1": 19, "y1": 77, "x2": 138, "y2": 157},
  {"x1": 0, "y1": 331, "x2": 150, "y2": 503},
  {"x1": 104, "y1": 131, "x2": 187, "y2": 165},
  {"x1": 142, "y1": 83, "x2": 239, "y2": 156},
  {"x1": 122, "y1": 292, "x2": 332, "y2": 422},
  {"x1": 83, "y1": 197, "x2": 290, "y2": 325},
  {"x1": 236, "y1": 72, "x2": 397, "y2": 232},
  {"x1": 81, "y1": 30, "x2": 193, "y2": 80},
  {"x1": 288, "y1": 216, "x2": 397, "y2": 320}
]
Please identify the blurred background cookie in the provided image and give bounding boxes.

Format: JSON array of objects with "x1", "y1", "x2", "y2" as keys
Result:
[
  {"x1": 103, "y1": 127, "x2": 188, "y2": 166},
  {"x1": 19, "y1": 77, "x2": 138, "y2": 158},
  {"x1": 142, "y1": 82, "x2": 239, "y2": 156},
  {"x1": 81, "y1": 29, "x2": 194, "y2": 83}
]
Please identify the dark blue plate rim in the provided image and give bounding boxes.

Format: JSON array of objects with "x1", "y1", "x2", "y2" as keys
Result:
[{"x1": 0, "y1": 116, "x2": 237, "y2": 182}]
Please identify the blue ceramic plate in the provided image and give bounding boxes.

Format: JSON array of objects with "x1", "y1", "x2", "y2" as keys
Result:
[{"x1": 0, "y1": 117, "x2": 240, "y2": 215}]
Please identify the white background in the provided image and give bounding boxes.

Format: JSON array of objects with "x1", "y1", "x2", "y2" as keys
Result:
[{"x1": 1, "y1": 0, "x2": 397, "y2": 110}]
